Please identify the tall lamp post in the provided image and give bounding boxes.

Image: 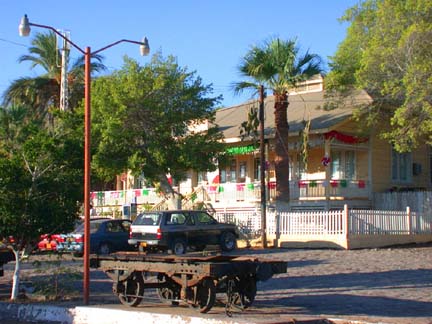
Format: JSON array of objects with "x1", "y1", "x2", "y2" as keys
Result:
[
  {"x1": 259, "y1": 85, "x2": 267, "y2": 248},
  {"x1": 18, "y1": 14, "x2": 150, "y2": 305}
]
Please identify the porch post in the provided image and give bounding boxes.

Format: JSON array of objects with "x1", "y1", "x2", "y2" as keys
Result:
[
  {"x1": 368, "y1": 135, "x2": 373, "y2": 204},
  {"x1": 325, "y1": 138, "x2": 331, "y2": 210}
]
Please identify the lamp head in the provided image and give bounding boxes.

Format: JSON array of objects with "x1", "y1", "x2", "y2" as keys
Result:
[
  {"x1": 19, "y1": 14, "x2": 31, "y2": 37},
  {"x1": 140, "y1": 37, "x2": 150, "y2": 56}
]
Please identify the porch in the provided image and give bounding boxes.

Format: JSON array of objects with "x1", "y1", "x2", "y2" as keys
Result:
[
  {"x1": 90, "y1": 178, "x2": 372, "y2": 217},
  {"x1": 200, "y1": 178, "x2": 372, "y2": 210}
]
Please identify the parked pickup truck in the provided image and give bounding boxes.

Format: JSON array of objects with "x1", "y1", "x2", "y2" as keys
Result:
[{"x1": 128, "y1": 210, "x2": 239, "y2": 255}]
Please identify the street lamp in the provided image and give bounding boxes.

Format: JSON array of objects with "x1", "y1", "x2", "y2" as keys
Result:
[
  {"x1": 19, "y1": 14, "x2": 150, "y2": 305},
  {"x1": 259, "y1": 85, "x2": 267, "y2": 248}
]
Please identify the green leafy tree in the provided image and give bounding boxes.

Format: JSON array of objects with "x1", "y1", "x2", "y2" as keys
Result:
[
  {"x1": 91, "y1": 54, "x2": 227, "y2": 208},
  {"x1": 234, "y1": 38, "x2": 322, "y2": 210},
  {"x1": 0, "y1": 105, "x2": 83, "y2": 300},
  {"x1": 326, "y1": 0, "x2": 432, "y2": 151},
  {"x1": 2, "y1": 31, "x2": 105, "y2": 118}
]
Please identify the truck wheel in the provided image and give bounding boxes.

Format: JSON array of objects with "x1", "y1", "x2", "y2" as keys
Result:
[
  {"x1": 117, "y1": 271, "x2": 144, "y2": 307},
  {"x1": 170, "y1": 238, "x2": 187, "y2": 255},
  {"x1": 220, "y1": 232, "x2": 236, "y2": 252},
  {"x1": 189, "y1": 278, "x2": 216, "y2": 313}
]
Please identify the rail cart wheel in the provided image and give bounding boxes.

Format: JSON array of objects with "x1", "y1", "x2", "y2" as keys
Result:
[
  {"x1": 156, "y1": 276, "x2": 180, "y2": 306},
  {"x1": 220, "y1": 232, "x2": 237, "y2": 252},
  {"x1": 237, "y1": 276, "x2": 257, "y2": 309},
  {"x1": 117, "y1": 271, "x2": 144, "y2": 307},
  {"x1": 189, "y1": 278, "x2": 216, "y2": 313}
]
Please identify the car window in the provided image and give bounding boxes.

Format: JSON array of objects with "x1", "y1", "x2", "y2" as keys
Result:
[
  {"x1": 196, "y1": 212, "x2": 216, "y2": 224},
  {"x1": 106, "y1": 221, "x2": 122, "y2": 233},
  {"x1": 134, "y1": 213, "x2": 160, "y2": 226},
  {"x1": 186, "y1": 213, "x2": 195, "y2": 225},
  {"x1": 165, "y1": 213, "x2": 187, "y2": 225},
  {"x1": 121, "y1": 220, "x2": 131, "y2": 232},
  {"x1": 74, "y1": 222, "x2": 100, "y2": 233}
]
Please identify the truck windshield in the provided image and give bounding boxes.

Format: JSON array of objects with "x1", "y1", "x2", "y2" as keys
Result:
[{"x1": 134, "y1": 213, "x2": 161, "y2": 226}]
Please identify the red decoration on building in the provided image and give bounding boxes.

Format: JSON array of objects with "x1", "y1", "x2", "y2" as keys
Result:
[
  {"x1": 298, "y1": 181, "x2": 307, "y2": 188},
  {"x1": 321, "y1": 155, "x2": 331, "y2": 166},
  {"x1": 268, "y1": 182, "x2": 276, "y2": 189},
  {"x1": 211, "y1": 175, "x2": 220, "y2": 184},
  {"x1": 324, "y1": 130, "x2": 368, "y2": 144},
  {"x1": 236, "y1": 184, "x2": 245, "y2": 191}
]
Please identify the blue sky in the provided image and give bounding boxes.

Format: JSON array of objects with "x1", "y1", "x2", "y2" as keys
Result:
[{"x1": 0, "y1": 1, "x2": 358, "y2": 108}]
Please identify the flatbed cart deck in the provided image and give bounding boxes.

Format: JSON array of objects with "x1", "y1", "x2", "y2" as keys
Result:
[{"x1": 90, "y1": 252, "x2": 287, "y2": 314}]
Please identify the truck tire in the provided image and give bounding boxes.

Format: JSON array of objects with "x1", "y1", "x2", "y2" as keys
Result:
[
  {"x1": 220, "y1": 232, "x2": 236, "y2": 252},
  {"x1": 169, "y1": 238, "x2": 187, "y2": 255}
]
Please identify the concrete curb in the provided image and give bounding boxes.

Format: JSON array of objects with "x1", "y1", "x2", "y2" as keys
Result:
[
  {"x1": 0, "y1": 302, "x2": 385, "y2": 324},
  {"x1": 0, "y1": 302, "x2": 72, "y2": 323},
  {"x1": 0, "y1": 302, "x2": 255, "y2": 324},
  {"x1": 73, "y1": 306, "x2": 253, "y2": 324}
]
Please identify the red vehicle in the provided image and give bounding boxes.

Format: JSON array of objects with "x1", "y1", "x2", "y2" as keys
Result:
[{"x1": 37, "y1": 234, "x2": 66, "y2": 252}]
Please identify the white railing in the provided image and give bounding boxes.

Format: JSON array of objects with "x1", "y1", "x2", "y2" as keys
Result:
[
  {"x1": 214, "y1": 206, "x2": 432, "y2": 237},
  {"x1": 374, "y1": 191, "x2": 432, "y2": 214},
  {"x1": 202, "y1": 179, "x2": 370, "y2": 203},
  {"x1": 214, "y1": 210, "x2": 262, "y2": 238},
  {"x1": 91, "y1": 188, "x2": 161, "y2": 208},
  {"x1": 90, "y1": 179, "x2": 371, "y2": 212},
  {"x1": 294, "y1": 179, "x2": 370, "y2": 199},
  {"x1": 272, "y1": 209, "x2": 346, "y2": 235},
  {"x1": 349, "y1": 208, "x2": 432, "y2": 235}
]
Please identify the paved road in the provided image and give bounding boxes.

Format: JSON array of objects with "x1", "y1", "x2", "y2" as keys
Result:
[
  {"x1": 247, "y1": 245, "x2": 432, "y2": 323},
  {"x1": 1, "y1": 243, "x2": 432, "y2": 323}
]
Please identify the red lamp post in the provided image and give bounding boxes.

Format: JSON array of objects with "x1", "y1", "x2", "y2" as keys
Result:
[{"x1": 19, "y1": 14, "x2": 150, "y2": 304}]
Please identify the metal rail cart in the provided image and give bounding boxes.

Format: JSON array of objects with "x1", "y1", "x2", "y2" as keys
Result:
[{"x1": 90, "y1": 252, "x2": 287, "y2": 314}]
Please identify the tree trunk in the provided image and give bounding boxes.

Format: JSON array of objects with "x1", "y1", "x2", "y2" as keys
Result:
[
  {"x1": 157, "y1": 174, "x2": 182, "y2": 209},
  {"x1": 274, "y1": 92, "x2": 290, "y2": 211},
  {"x1": 10, "y1": 248, "x2": 20, "y2": 300}
]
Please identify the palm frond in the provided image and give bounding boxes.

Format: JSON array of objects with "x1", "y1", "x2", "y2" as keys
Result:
[
  {"x1": 18, "y1": 31, "x2": 59, "y2": 77},
  {"x1": 237, "y1": 37, "x2": 323, "y2": 95},
  {"x1": 2, "y1": 77, "x2": 58, "y2": 117},
  {"x1": 231, "y1": 81, "x2": 259, "y2": 97}
]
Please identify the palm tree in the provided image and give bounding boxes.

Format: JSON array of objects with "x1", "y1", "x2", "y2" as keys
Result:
[
  {"x1": 2, "y1": 31, "x2": 105, "y2": 119},
  {"x1": 234, "y1": 38, "x2": 322, "y2": 211}
]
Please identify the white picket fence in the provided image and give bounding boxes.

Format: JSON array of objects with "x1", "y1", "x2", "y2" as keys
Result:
[
  {"x1": 213, "y1": 205, "x2": 432, "y2": 249},
  {"x1": 374, "y1": 191, "x2": 432, "y2": 214}
]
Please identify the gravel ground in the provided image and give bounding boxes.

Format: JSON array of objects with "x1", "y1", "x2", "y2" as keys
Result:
[{"x1": 1, "y1": 243, "x2": 432, "y2": 324}]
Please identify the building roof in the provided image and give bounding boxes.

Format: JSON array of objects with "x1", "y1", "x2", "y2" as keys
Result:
[{"x1": 215, "y1": 89, "x2": 372, "y2": 141}]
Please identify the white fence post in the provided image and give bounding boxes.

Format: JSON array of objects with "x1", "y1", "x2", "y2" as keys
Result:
[
  {"x1": 406, "y1": 206, "x2": 411, "y2": 235},
  {"x1": 343, "y1": 204, "x2": 349, "y2": 248}
]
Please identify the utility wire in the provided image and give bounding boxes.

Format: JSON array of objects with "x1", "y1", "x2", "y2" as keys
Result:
[{"x1": 0, "y1": 37, "x2": 28, "y2": 48}]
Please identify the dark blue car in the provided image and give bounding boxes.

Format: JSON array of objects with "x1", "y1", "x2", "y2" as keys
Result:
[{"x1": 57, "y1": 218, "x2": 132, "y2": 256}]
